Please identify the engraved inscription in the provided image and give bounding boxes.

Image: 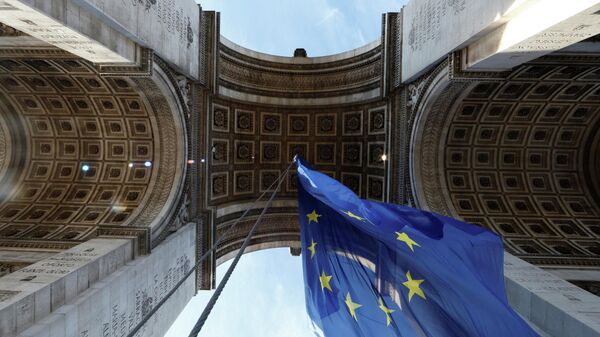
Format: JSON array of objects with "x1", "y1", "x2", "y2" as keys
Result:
[
  {"x1": 84, "y1": 254, "x2": 192, "y2": 337},
  {"x1": 17, "y1": 249, "x2": 102, "y2": 276},
  {"x1": 408, "y1": 0, "x2": 466, "y2": 51},
  {"x1": 128, "y1": 0, "x2": 194, "y2": 47}
]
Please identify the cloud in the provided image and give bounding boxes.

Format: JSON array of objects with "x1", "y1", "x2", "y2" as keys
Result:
[
  {"x1": 357, "y1": 28, "x2": 367, "y2": 45},
  {"x1": 317, "y1": 7, "x2": 340, "y2": 26}
]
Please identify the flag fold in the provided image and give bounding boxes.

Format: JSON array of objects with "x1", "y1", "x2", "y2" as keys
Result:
[{"x1": 296, "y1": 158, "x2": 539, "y2": 337}]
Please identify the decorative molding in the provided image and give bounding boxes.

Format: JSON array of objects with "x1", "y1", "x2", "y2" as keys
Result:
[
  {"x1": 408, "y1": 59, "x2": 456, "y2": 214},
  {"x1": 0, "y1": 239, "x2": 80, "y2": 251},
  {"x1": 94, "y1": 47, "x2": 153, "y2": 77},
  {"x1": 132, "y1": 57, "x2": 190, "y2": 247},
  {"x1": 0, "y1": 116, "x2": 8, "y2": 179},
  {"x1": 97, "y1": 225, "x2": 150, "y2": 255},
  {"x1": 0, "y1": 23, "x2": 25, "y2": 37},
  {"x1": 448, "y1": 50, "x2": 510, "y2": 82},
  {"x1": 417, "y1": 82, "x2": 468, "y2": 216},
  {"x1": 0, "y1": 48, "x2": 72, "y2": 58},
  {"x1": 406, "y1": 81, "x2": 425, "y2": 107},
  {"x1": 522, "y1": 256, "x2": 600, "y2": 268},
  {"x1": 176, "y1": 75, "x2": 192, "y2": 110},
  {"x1": 568, "y1": 280, "x2": 600, "y2": 296},
  {"x1": 384, "y1": 12, "x2": 403, "y2": 91},
  {"x1": 197, "y1": 11, "x2": 217, "y2": 88},
  {"x1": 196, "y1": 212, "x2": 213, "y2": 291},
  {"x1": 215, "y1": 214, "x2": 300, "y2": 262},
  {"x1": 217, "y1": 41, "x2": 382, "y2": 102}
]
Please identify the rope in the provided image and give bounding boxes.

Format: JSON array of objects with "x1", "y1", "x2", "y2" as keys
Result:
[
  {"x1": 187, "y1": 161, "x2": 292, "y2": 337},
  {"x1": 198, "y1": 161, "x2": 293, "y2": 265},
  {"x1": 125, "y1": 161, "x2": 293, "y2": 337}
]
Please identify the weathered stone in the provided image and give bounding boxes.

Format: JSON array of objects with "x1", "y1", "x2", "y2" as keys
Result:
[
  {"x1": 0, "y1": 239, "x2": 133, "y2": 335},
  {"x1": 505, "y1": 253, "x2": 600, "y2": 337}
]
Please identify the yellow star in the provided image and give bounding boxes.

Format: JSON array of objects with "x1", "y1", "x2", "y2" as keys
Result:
[
  {"x1": 403, "y1": 271, "x2": 426, "y2": 302},
  {"x1": 344, "y1": 292, "x2": 362, "y2": 321},
  {"x1": 341, "y1": 210, "x2": 364, "y2": 221},
  {"x1": 306, "y1": 210, "x2": 322, "y2": 224},
  {"x1": 319, "y1": 270, "x2": 333, "y2": 293},
  {"x1": 378, "y1": 297, "x2": 395, "y2": 326},
  {"x1": 395, "y1": 232, "x2": 420, "y2": 252},
  {"x1": 307, "y1": 240, "x2": 317, "y2": 258}
]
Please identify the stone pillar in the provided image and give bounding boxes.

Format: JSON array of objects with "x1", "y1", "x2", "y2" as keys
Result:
[
  {"x1": 0, "y1": 0, "x2": 200, "y2": 79},
  {"x1": 401, "y1": 0, "x2": 600, "y2": 81},
  {"x1": 0, "y1": 238, "x2": 134, "y2": 336},
  {"x1": 13, "y1": 223, "x2": 196, "y2": 337},
  {"x1": 504, "y1": 253, "x2": 600, "y2": 337},
  {"x1": 465, "y1": 0, "x2": 600, "y2": 71}
]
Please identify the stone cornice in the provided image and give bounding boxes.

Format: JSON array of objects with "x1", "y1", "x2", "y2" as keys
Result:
[{"x1": 217, "y1": 39, "x2": 383, "y2": 105}]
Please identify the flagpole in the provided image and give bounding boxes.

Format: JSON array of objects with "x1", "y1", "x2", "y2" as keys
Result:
[
  {"x1": 124, "y1": 160, "x2": 293, "y2": 337},
  {"x1": 187, "y1": 160, "x2": 294, "y2": 337}
]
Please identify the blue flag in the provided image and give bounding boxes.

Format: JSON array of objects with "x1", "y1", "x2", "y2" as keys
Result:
[{"x1": 296, "y1": 158, "x2": 539, "y2": 337}]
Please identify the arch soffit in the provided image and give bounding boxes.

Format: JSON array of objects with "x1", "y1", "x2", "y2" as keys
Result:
[
  {"x1": 0, "y1": 55, "x2": 188, "y2": 248},
  {"x1": 409, "y1": 57, "x2": 600, "y2": 266}
]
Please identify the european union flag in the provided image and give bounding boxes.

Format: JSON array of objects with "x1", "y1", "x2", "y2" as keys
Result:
[{"x1": 296, "y1": 158, "x2": 539, "y2": 337}]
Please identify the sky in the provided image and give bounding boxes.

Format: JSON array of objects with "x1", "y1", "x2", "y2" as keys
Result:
[
  {"x1": 166, "y1": 249, "x2": 314, "y2": 337},
  {"x1": 166, "y1": 1, "x2": 405, "y2": 336},
  {"x1": 197, "y1": 0, "x2": 405, "y2": 57}
]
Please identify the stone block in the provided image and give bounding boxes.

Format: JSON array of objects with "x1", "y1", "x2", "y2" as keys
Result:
[
  {"x1": 73, "y1": 289, "x2": 95, "y2": 337},
  {"x1": 95, "y1": 285, "x2": 110, "y2": 337},
  {"x1": 123, "y1": 241, "x2": 134, "y2": 262},
  {"x1": 48, "y1": 0, "x2": 64, "y2": 20},
  {"x1": 5, "y1": 225, "x2": 195, "y2": 337},
  {"x1": 54, "y1": 304, "x2": 78, "y2": 337},
  {"x1": 2, "y1": 240, "x2": 131, "y2": 335},
  {"x1": 64, "y1": 272, "x2": 78, "y2": 304},
  {"x1": 543, "y1": 300, "x2": 566, "y2": 337},
  {"x1": 76, "y1": 266, "x2": 89, "y2": 295},
  {"x1": 87, "y1": 260, "x2": 99, "y2": 285},
  {"x1": 0, "y1": 304, "x2": 16, "y2": 336},
  {"x1": 38, "y1": 313, "x2": 65, "y2": 337},
  {"x1": 98, "y1": 254, "x2": 108, "y2": 281},
  {"x1": 33, "y1": 285, "x2": 51, "y2": 321},
  {"x1": 15, "y1": 294, "x2": 34, "y2": 333},
  {"x1": 49, "y1": 278, "x2": 65, "y2": 311},
  {"x1": 505, "y1": 278, "x2": 532, "y2": 320},
  {"x1": 506, "y1": 253, "x2": 600, "y2": 337},
  {"x1": 18, "y1": 322, "x2": 50, "y2": 337}
]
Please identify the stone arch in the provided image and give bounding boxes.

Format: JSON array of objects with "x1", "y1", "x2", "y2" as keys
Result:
[
  {"x1": 410, "y1": 57, "x2": 600, "y2": 267},
  {"x1": 206, "y1": 38, "x2": 389, "y2": 239},
  {"x1": 199, "y1": 38, "x2": 390, "y2": 284},
  {"x1": 0, "y1": 55, "x2": 188, "y2": 251},
  {"x1": 215, "y1": 214, "x2": 300, "y2": 266}
]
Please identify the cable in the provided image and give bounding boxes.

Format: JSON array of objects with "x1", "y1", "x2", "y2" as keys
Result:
[
  {"x1": 125, "y1": 161, "x2": 293, "y2": 337},
  {"x1": 187, "y1": 162, "x2": 292, "y2": 337},
  {"x1": 198, "y1": 162, "x2": 292, "y2": 265}
]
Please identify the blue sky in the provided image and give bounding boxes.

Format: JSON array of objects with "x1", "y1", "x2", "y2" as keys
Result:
[
  {"x1": 166, "y1": 249, "x2": 314, "y2": 337},
  {"x1": 197, "y1": 0, "x2": 404, "y2": 56},
  {"x1": 166, "y1": 1, "x2": 404, "y2": 336}
]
